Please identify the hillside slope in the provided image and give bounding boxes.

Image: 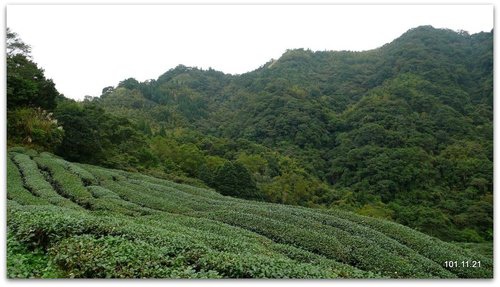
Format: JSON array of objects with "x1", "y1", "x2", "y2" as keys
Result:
[
  {"x1": 7, "y1": 148, "x2": 492, "y2": 278},
  {"x1": 84, "y1": 26, "x2": 493, "y2": 242}
]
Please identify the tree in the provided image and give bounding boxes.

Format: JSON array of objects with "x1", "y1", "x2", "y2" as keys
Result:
[
  {"x1": 7, "y1": 28, "x2": 62, "y2": 150},
  {"x1": 118, "y1": 78, "x2": 140, "y2": 90},
  {"x1": 101, "y1": 86, "x2": 115, "y2": 96},
  {"x1": 54, "y1": 101, "x2": 106, "y2": 163},
  {"x1": 212, "y1": 161, "x2": 260, "y2": 200},
  {"x1": 54, "y1": 101, "x2": 147, "y2": 168},
  {"x1": 6, "y1": 28, "x2": 31, "y2": 57},
  {"x1": 7, "y1": 29, "x2": 59, "y2": 110}
]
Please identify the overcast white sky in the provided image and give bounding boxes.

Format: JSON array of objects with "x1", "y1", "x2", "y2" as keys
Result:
[{"x1": 6, "y1": 4, "x2": 493, "y2": 100}]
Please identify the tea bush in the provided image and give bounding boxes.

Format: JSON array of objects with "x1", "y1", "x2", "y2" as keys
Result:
[
  {"x1": 34, "y1": 156, "x2": 94, "y2": 207},
  {"x1": 6, "y1": 149, "x2": 493, "y2": 278},
  {"x1": 51, "y1": 235, "x2": 219, "y2": 278},
  {"x1": 10, "y1": 152, "x2": 81, "y2": 210},
  {"x1": 7, "y1": 232, "x2": 61, "y2": 278},
  {"x1": 7, "y1": 157, "x2": 49, "y2": 206}
]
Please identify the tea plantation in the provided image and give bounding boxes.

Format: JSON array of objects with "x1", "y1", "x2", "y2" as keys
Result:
[{"x1": 6, "y1": 148, "x2": 493, "y2": 279}]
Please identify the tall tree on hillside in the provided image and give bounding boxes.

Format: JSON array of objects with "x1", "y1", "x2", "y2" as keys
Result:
[
  {"x1": 6, "y1": 28, "x2": 63, "y2": 150},
  {"x1": 212, "y1": 161, "x2": 261, "y2": 200},
  {"x1": 6, "y1": 27, "x2": 31, "y2": 57},
  {"x1": 6, "y1": 28, "x2": 59, "y2": 110}
]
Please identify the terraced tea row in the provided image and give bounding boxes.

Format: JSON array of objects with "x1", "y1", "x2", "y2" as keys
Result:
[{"x1": 6, "y1": 149, "x2": 493, "y2": 278}]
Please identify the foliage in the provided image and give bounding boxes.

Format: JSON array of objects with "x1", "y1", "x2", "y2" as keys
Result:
[
  {"x1": 88, "y1": 26, "x2": 492, "y2": 242},
  {"x1": 211, "y1": 161, "x2": 260, "y2": 199},
  {"x1": 6, "y1": 29, "x2": 63, "y2": 152},
  {"x1": 6, "y1": 149, "x2": 493, "y2": 278},
  {"x1": 54, "y1": 101, "x2": 151, "y2": 170},
  {"x1": 6, "y1": 28, "x2": 31, "y2": 57},
  {"x1": 51, "y1": 235, "x2": 213, "y2": 278},
  {"x1": 7, "y1": 107, "x2": 64, "y2": 151},
  {"x1": 7, "y1": 232, "x2": 61, "y2": 278},
  {"x1": 7, "y1": 51, "x2": 59, "y2": 110},
  {"x1": 6, "y1": 26, "x2": 493, "y2": 243},
  {"x1": 7, "y1": 156, "x2": 50, "y2": 206}
]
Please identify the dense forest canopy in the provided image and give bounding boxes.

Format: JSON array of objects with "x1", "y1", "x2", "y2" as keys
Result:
[{"x1": 7, "y1": 25, "x2": 493, "y2": 243}]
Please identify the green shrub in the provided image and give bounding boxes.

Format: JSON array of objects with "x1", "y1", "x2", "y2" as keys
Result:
[
  {"x1": 7, "y1": 157, "x2": 49, "y2": 206},
  {"x1": 51, "y1": 235, "x2": 218, "y2": 278},
  {"x1": 322, "y1": 208, "x2": 493, "y2": 278},
  {"x1": 6, "y1": 149, "x2": 493, "y2": 279},
  {"x1": 10, "y1": 152, "x2": 81, "y2": 210},
  {"x1": 34, "y1": 156, "x2": 94, "y2": 207},
  {"x1": 7, "y1": 232, "x2": 61, "y2": 278},
  {"x1": 56, "y1": 159, "x2": 98, "y2": 185},
  {"x1": 198, "y1": 251, "x2": 336, "y2": 278},
  {"x1": 7, "y1": 107, "x2": 63, "y2": 151}
]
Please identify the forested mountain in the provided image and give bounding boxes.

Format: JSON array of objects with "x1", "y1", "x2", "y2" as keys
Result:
[{"x1": 7, "y1": 26, "x2": 493, "y2": 243}]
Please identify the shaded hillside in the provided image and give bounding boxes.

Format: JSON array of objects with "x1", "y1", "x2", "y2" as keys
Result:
[{"x1": 7, "y1": 148, "x2": 493, "y2": 278}]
